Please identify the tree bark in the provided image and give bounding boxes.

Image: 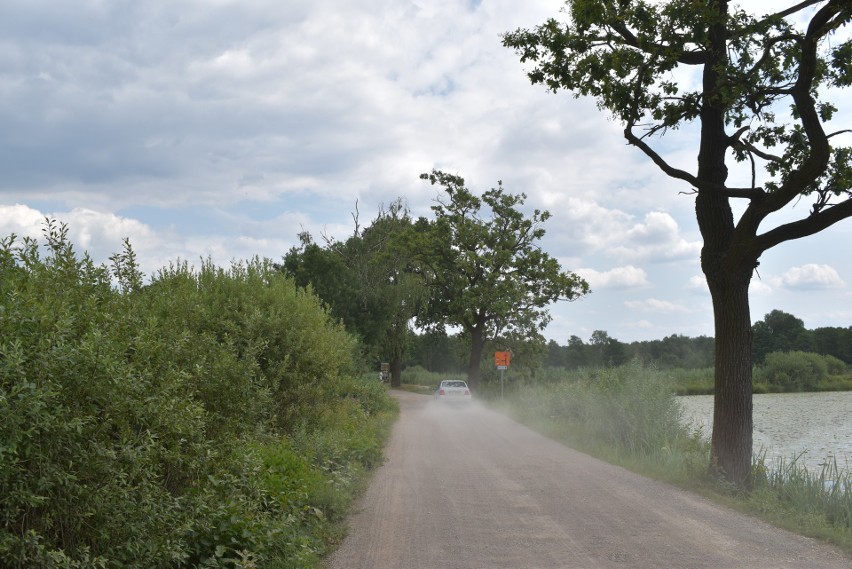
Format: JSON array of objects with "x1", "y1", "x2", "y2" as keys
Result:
[
  {"x1": 707, "y1": 272, "x2": 754, "y2": 487},
  {"x1": 390, "y1": 356, "x2": 402, "y2": 388},
  {"x1": 467, "y1": 323, "x2": 485, "y2": 389},
  {"x1": 695, "y1": 0, "x2": 757, "y2": 487}
]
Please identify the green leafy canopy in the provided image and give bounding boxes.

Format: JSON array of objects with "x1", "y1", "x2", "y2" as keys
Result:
[
  {"x1": 504, "y1": 0, "x2": 852, "y2": 226},
  {"x1": 415, "y1": 169, "x2": 590, "y2": 341}
]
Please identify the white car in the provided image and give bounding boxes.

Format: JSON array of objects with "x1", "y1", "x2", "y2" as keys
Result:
[{"x1": 434, "y1": 380, "x2": 472, "y2": 403}]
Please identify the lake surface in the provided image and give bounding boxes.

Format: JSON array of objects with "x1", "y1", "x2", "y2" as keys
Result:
[{"x1": 679, "y1": 391, "x2": 852, "y2": 474}]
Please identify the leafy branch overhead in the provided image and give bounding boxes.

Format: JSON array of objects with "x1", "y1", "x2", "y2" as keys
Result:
[{"x1": 504, "y1": 0, "x2": 852, "y2": 252}]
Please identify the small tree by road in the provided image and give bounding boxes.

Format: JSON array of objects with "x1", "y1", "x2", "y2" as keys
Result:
[{"x1": 414, "y1": 170, "x2": 590, "y2": 388}]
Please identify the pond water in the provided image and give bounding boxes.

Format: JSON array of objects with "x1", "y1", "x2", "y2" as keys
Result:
[{"x1": 679, "y1": 391, "x2": 852, "y2": 474}]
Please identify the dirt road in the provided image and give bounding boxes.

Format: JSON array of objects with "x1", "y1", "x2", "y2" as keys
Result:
[{"x1": 326, "y1": 390, "x2": 850, "y2": 568}]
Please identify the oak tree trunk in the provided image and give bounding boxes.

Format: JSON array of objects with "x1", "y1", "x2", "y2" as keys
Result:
[
  {"x1": 467, "y1": 324, "x2": 485, "y2": 389},
  {"x1": 390, "y1": 356, "x2": 402, "y2": 388},
  {"x1": 706, "y1": 271, "x2": 754, "y2": 487},
  {"x1": 695, "y1": 0, "x2": 758, "y2": 487}
]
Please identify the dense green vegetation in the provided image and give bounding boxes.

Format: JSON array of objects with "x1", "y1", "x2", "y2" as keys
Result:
[
  {"x1": 0, "y1": 223, "x2": 396, "y2": 568},
  {"x1": 3, "y1": 218, "x2": 849, "y2": 567},
  {"x1": 280, "y1": 200, "x2": 421, "y2": 388},
  {"x1": 281, "y1": 173, "x2": 589, "y2": 388}
]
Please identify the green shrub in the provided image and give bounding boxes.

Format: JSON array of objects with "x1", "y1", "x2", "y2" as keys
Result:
[
  {"x1": 822, "y1": 354, "x2": 848, "y2": 376},
  {"x1": 0, "y1": 224, "x2": 396, "y2": 568},
  {"x1": 756, "y1": 351, "x2": 833, "y2": 392},
  {"x1": 149, "y1": 257, "x2": 357, "y2": 433},
  {"x1": 0, "y1": 227, "x2": 202, "y2": 567}
]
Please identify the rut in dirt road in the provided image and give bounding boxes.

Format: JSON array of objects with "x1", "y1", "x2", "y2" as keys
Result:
[{"x1": 326, "y1": 390, "x2": 851, "y2": 569}]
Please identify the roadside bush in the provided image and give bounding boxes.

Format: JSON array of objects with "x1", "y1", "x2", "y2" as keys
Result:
[
  {"x1": 0, "y1": 227, "x2": 204, "y2": 566},
  {"x1": 0, "y1": 224, "x2": 396, "y2": 568},
  {"x1": 149, "y1": 257, "x2": 357, "y2": 433}
]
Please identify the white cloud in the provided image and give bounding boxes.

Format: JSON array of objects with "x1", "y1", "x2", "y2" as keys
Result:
[
  {"x1": 687, "y1": 274, "x2": 708, "y2": 292},
  {"x1": 577, "y1": 265, "x2": 649, "y2": 289},
  {"x1": 776, "y1": 264, "x2": 846, "y2": 290},
  {"x1": 750, "y1": 279, "x2": 774, "y2": 295},
  {"x1": 625, "y1": 298, "x2": 690, "y2": 314},
  {"x1": 0, "y1": 204, "x2": 44, "y2": 239},
  {"x1": 0, "y1": 204, "x2": 312, "y2": 279},
  {"x1": 0, "y1": 205, "x2": 175, "y2": 276},
  {"x1": 0, "y1": 0, "x2": 849, "y2": 342},
  {"x1": 550, "y1": 203, "x2": 700, "y2": 264},
  {"x1": 610, "y1": 211, "x2": 701, "y2": 262}
]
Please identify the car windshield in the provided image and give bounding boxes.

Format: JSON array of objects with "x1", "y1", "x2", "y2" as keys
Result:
[{"x1": 443, "y1": 381, "x2": 467, "y2": 388}]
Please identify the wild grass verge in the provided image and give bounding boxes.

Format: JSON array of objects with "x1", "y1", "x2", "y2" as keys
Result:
[
  {"x1": 744, "y1": 455, "x2": 852, "y2": 552},
  {"x1": 491, "y1": 361, "x2": 710, "y2": 486},
  {"x1": 492, "y1": 361, "x2": 852, "y2": 555}
]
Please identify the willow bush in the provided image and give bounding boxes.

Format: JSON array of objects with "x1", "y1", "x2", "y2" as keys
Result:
[{"x1": 0, "y1": 223, "x2": 395, "y2": 568}]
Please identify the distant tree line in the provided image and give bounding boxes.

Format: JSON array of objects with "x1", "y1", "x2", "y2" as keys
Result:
[
  {"x1": 544, "y1": 332, "x2": 715, "y2": 370},
  {"x1": 538, "y1": 309, "x2": 852, "y2": 372},
  {"x1": 400, "y1": 309, "x2": 852, "y2": 375}
]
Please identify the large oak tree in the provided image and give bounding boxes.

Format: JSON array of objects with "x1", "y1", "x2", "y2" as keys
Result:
[
  {"x1": 504, "y1": 0, "x2": 852, "y2": 486},
  {"x1": 415, "y1": 170, "x2": 590, "y2": 388}
]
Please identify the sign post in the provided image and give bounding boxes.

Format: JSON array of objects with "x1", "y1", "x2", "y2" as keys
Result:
[{"x1": 494, "y1": 351, "x2": 511, "y2": 399}]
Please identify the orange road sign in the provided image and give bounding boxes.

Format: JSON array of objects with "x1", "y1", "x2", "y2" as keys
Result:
[{"x1": 494, "y1": 351, "x2": 511, "y2": 369}]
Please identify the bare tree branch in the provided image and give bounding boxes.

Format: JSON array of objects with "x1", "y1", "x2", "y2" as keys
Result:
[
  {"x1": 351, "y1": 199, "x2": 361, "y2": 237},
  {"x1": 759, "y1": 0, "x2": 823, "y2": 23},
  {"x1": 623, "y1": 125, "x2": 702, "y2": 187},
  {"x1": 754, "y1": 198, "x2": 852, "y2": 252}
]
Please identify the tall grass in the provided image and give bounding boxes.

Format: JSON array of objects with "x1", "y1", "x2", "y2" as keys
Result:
[
  {"x1": 666, "y1": 367, "x2": 714, "y2": 395},
  {"x1": 745, "y1": 455, "x2": 852, "y2": 549},
  {"x1": 401, "y1": 365, "x2": 466, "y2": 388},
  {"x1": 500, "y1": 361, "x2": 710, "y2": 482}
]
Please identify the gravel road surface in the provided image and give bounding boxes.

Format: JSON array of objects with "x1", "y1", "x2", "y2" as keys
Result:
[{"x1": 326, "y1": 390, "x2": 850, "y2": 569}]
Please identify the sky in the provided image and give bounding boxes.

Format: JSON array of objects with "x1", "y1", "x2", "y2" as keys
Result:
[{"x1": 1, "y1": 0, "x2": 851, "y2": 344}]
